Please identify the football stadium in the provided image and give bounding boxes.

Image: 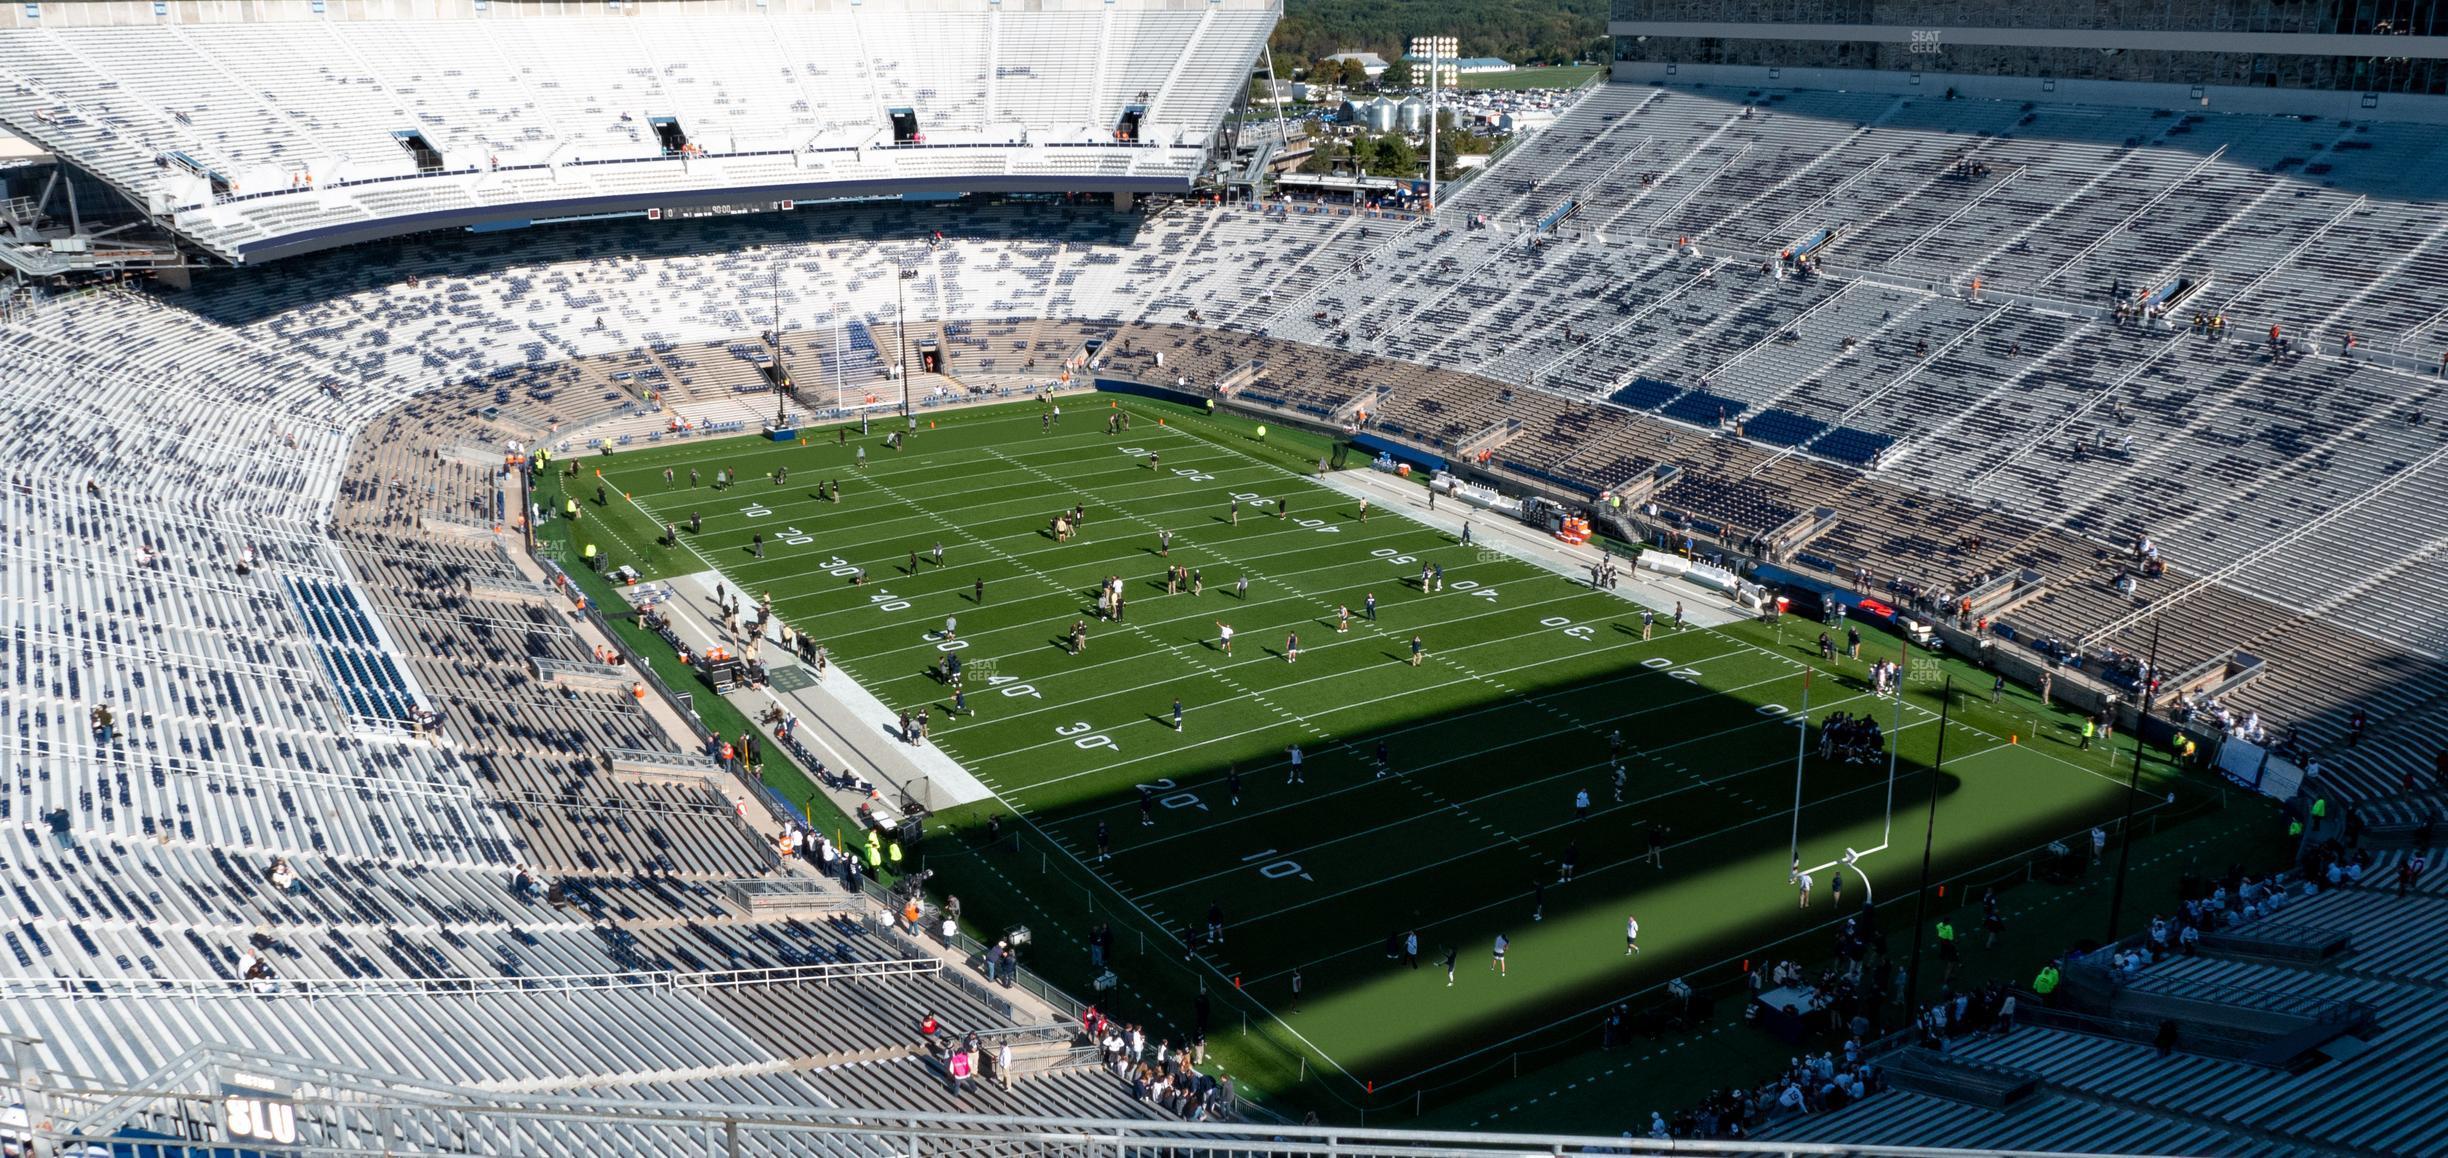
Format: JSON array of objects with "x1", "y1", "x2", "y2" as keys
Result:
[{"x1": 0, "y1": 0, "x2": 2444, "y2": 1154}]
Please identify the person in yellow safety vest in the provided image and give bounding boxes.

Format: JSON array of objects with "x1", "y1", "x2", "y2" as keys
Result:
[
  {"x1": 2079, "y1": 717, "x2": 2097, "y2": 750},
  {"x1": 564, "y1": 498, "x2": 578, "y2": 520},
  {"x1": 2287, "y1": 818, "x2": 2304, "y2": 838},
  {"x1": 865, "y1": 831, "x2": 883, "y2": 868},
  {"x1": 582, "y1": 543, "x2": 598, "y2": 571},
  {"x1": 2032, "y1": 964, "x2": 2060, "y2": 995},
  {"x1": 2180, "y1": 736, "x2": 2197, "y2": 765},
  {"x1": 887, "y1": 840, "x2": 903, "y2": 867},
  {"x1": 2310, "y1": 796, "x2": 2327, "y2": 821}
]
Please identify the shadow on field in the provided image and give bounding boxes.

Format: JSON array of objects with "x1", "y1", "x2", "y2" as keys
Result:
[{"x1": 917, "y1": 652, "x2": 2129, "y2": 1093}]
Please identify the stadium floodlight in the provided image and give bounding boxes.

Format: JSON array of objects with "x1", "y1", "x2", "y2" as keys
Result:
[
  {"x1": 896, "y1": 265, "x2": 922, "y2": 419},
  {"x1": 1408, "y1": 36, "x2": 1458, "y2": 213},
  {"x1": 770, "y1": 265, "x2": 790, "y2": 431}
]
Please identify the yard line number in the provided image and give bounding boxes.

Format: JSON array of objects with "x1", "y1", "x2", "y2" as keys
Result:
[
  {"x1": 1242, "y1": 848, "x2": 1312, "y2": 882},
  {"x1": 1228, "y1": 490, "x2": 1340, "y2": 534},
  {"x1": 1371, "y1": 547, "x2": 1495, "y2": 599},
  {"x1": 1057, "y1": 721, "x2": 1120, "y2": 752},
  {"x1": 1119, "y1": 446, "x2": 1219, "y2": 484},
  {"x1": 1135, "y1": 777, "x2": 1208, "y2": 813}
]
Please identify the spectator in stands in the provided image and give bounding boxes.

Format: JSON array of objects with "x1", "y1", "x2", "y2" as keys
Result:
[
  {"x1": 266, "y1": 857, "x2": 302, "y2": 895},
  {"x1": 238, "y1": 948, "x2": 276, "y2": 990},
  {"x1": 88, "y1": 703, "x2": 113, "y2": 744}
]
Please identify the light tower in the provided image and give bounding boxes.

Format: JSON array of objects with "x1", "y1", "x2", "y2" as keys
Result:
[{"x1": 1408, "y1": 35, "x2": 1456, "y2": 214}]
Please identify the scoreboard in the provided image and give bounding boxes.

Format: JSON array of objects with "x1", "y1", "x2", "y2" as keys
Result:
[{"x1": 647, "y1": 200, "x2": 794, "y2": 221}]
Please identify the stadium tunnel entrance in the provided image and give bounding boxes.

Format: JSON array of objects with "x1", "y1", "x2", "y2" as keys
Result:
[{"x1": 651, "y1": 116, "x2": 690, "y2": 155}]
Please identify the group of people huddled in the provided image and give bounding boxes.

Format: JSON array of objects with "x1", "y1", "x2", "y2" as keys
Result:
[
  {"x1": 2091, "y1": 860, "x2": 2298, "y2": 982},
  {"x1": 1082, "y1": 1006, "x2": 1234, "y2": 1121},
  {"x1": 2170, "y1": 691, "x2": 2266, "y2": 743},
  {"x1": 777, "y1": 818, "x2": 900, "y2": 889},
  {"x1": 1907, "y1": 981, "x2": 2021, "y2": 1050},
  {"x1": 1632, "y1": 1042, "x2": 1887, "y2": 1141},
  {"x1": 1816, "y1": 711, "x2": 1887, "y2": 765},
  {"x1": 918, "y1": 1013, "x2": 1001, "y2": 1087},
  {"x1": 2304, "y1": 806, "x2": 2432, "y2": 896}
]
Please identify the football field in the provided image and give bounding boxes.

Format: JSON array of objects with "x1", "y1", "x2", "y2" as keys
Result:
[{"x1": 542, "y1": 396, "x2": 2171, "y2": 1100}]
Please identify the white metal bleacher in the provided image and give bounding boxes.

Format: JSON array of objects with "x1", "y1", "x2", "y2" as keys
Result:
[{"x1": 0, "y1": 0, "x2": 1277, "y2": 261}]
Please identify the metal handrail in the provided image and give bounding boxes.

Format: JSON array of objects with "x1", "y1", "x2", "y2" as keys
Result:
[
  {"x1": 2008, "y1": 1000, "x2": 2271, "y2": 1064},
  {"x1": 666, "y1": 958, "x2": 942, "y2": 990},
  {"x1": 2118, "y1": 968, "x2": 2372, "y2": 1027},
  {"x1": 852, "y1": 873, "x2": 1088, "y2": 1023},
  {"x1": 0, "y1": 957, "x2": 941, "y2": 1001},
  {"x1": 32, "y1": 1037, "x2": 2178, "y2": 1158},
  {"x1": 22, "y1": 1079, "x2": 2226, "y2": 1158}
]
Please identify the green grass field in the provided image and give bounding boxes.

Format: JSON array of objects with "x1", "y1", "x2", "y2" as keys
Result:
[{"x1": 538, "y1": 396, "x2": 2184, "y2": 1115}]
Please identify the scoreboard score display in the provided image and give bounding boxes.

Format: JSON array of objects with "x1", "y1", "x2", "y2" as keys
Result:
[
  {"x1": 218, "y1": 1068, "x2": 300, "y2": 1146},
  {"x1": 648, "y1": 200, "x2": 794, "y2": 221}
]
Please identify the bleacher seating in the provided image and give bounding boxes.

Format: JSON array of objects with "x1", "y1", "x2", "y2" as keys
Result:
[
  {"x1": 0, "y1": 284, "x2": 1171, "y2": 1130},
  {"x1": 49, "y1": 83, "x2": 2431, "y2": 787},
  {"x1": 283, "y1": 576, "x2": 422, "y2": 727},
  {"x1": 1774, "y1": 916, "x2": 2448, "y2": 1155},
  {"x1": 0, "y1": 1, "x2": 1274, "y2": 262},
  {"x1": 14, "y1": 25, "x2": 2448, "y2": 1141}
]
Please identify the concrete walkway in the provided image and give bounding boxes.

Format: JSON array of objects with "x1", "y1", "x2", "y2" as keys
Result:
[
  {"x1": 502, "y1": 535, "x2": 777, "y2": 831},
  {"x1": 1311, "y1": 467, "x2": 1752, "y2": 629},
  {"x1": 498, "y1": 480, "x2": 1076, "y2": 1029},
  {"x1": 638, "y1": 570, "x2": 995, "y2": 812}
]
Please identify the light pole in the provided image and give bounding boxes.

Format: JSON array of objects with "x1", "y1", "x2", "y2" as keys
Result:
[
  {"x1": 1789, "y1": 666, "x2": 1813, "y2": 872},
  {"x1": 1408, "y1": 35, "x2": 1455, "y2": 214},
  {"x1": 769, "y1": 264, "x2": 789, "y2": 430},
  {"x1": 894, "y1": 265, "x2": 920, "y2": 420},
  {"x1": 1904, "y1": 674, "x2": 1955, "y2": 1019},
  {"x1": 2105, "y1": 622, "x2": 2165, "y2": 944},
  {"x1": 1882, "y1": 632, "x2": 1910, "y2": 851}
]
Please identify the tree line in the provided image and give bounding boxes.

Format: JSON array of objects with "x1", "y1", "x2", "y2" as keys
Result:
[
  {"x1": 1274, "y1": 0, "x2": 1609, "y2": 72},
  {"x1": 1297, "y1": 116, "x2": 1490, "y2": 180}
]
